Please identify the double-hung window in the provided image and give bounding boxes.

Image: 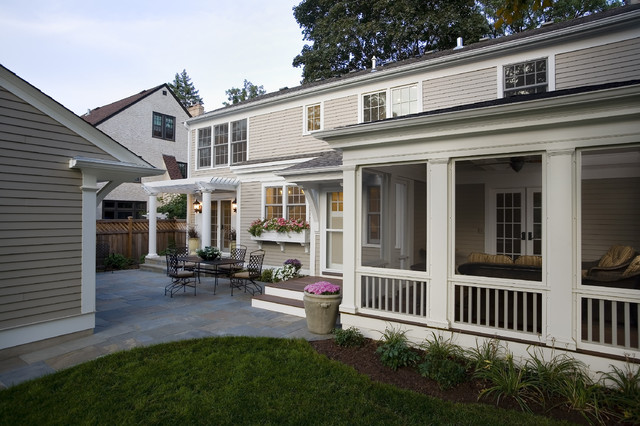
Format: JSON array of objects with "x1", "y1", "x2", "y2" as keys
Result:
[
  {"x1": 152, "y1": 112, "x2": 175, "y2": 141},
  {"x1": 363, "y1": 84, "x2": 418, "y2": 123},
  {"x1": 504, "y1": 58, "x2": 547, "y2": 97},
  {"x1": 264, "y1": 185, "x2": 306, "y2": 221},
  {"x1": 306, "y1": 103, "x2": 321, "y2": 132},
  {"x1": 197, "y1": 127, "x2": 212, "y2": 168},
  {"x1": 214, "y1": 123, "x2": 229, "y2": 166},
  {"x1": 231, "y1": 119, "x2": 247, "y2": 164}
]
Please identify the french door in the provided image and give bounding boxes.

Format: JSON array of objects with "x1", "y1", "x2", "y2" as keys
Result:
[
  {"x1": 210, "y1": 199, "x2": 233, "y2": 250},
  {"x1": 324, "y1": 191, "x2": 343, "y2": 272},
  {"x1": 495, "y1": 188, "x2": 541, "y2": 257}
]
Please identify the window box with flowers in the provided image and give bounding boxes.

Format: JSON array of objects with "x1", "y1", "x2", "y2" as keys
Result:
[{"x1": 248, "y1": 218, "x2": 310, "y2": 252}]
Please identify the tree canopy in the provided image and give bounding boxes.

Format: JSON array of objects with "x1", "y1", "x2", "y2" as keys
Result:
[
  {"x1": 292, "y1": 0, "x2": 623, "y2": 83},
  {"x1": 168, "y1": 69, "x2": 203, "y2": 108},
  {"x1": 223, "y1": 80, "x2": 267, "y2": 106}
]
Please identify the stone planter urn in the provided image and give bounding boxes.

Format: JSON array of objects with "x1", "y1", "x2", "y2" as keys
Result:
[
  {"x1": 188, "y1": 238, "x2": 200, "y2": 255},
  {"x1": 303, "y1": 282, "x2": 342, "y2": 335}
]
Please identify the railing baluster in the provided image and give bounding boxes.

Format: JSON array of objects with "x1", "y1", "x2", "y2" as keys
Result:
[
  {"x1": 612, "y1": 301, "x2": 617, "y2": 347},
  {"x1": 599, "y1": 299, "x2": 605, "y2": 344},
  {"x1": 624, "y1": 302, "x2": 630, "y2": 349}
]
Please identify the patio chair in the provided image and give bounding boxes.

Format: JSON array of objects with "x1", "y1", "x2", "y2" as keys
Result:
[
  {"x1": 230, "y1": 249, "x2": 265, "y2": 296},
  {"x1": 172, "y1": 246, "x2": 200, "y2": 282},
  {"x1": 217, "y1": 245, "x2": 247, "y2": 278},
  {"x1": 165, "y1": 253, "x2": 196, "y2": 298}
]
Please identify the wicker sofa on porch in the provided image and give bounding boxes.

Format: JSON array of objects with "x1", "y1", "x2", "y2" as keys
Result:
[{"x1": 457, "y1": 253, "x2": 542, "y2": 281}]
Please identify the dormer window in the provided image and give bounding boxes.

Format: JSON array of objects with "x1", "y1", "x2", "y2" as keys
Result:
[{"x1": 504, "y1": 59, "x2": 547, "y2": 98}]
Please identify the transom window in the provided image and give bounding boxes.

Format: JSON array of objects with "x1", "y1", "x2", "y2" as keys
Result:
[
  {"x1": 504, "y1": 59, "x2": 547, "y2": 98},
  {"x1": 306, "y1": 104, "x2": 321, "y2": 132},
  {"x1": 264, "y1": 185, "x2": 306, "y2": 221},
  {"x1": 197, "y1": 119, "x2": 248, "y2": 169},
  {"x1": 152, "y1": 112, "x2": 175, "y2": 141}
]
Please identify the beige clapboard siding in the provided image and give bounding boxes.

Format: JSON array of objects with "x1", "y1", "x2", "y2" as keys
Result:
[
  {"x1": 423, "y1": 67, "x2": 497, "y2": 111},
  {"x1": 0, "y1": 87, "x2": 104, "y2": 330},
  {"x1": 249, "y1": 107, "x2": 331, "y2": 160},
  {"x1": 556, "y1": 38, "x2": 640, "y2": 89},
  {"x1": 324, "y1": 95, "x2": 358, "y2": 130},
  {"x1": 581, "y1": 177, "x2": 640, "y2": 261}
]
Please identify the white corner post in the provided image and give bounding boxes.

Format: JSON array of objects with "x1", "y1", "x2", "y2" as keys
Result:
[
  {"x1": 545, "y1": 149, "x2": 576, "y2": 350},
  {"x1": 202, "y1": 190, "x2": 212, "y2": 248},
  {"x1": 81, "y1": 173, "x2": 98, "y2": 316},
  {"x1": 147, "y1": 193, "x2": 158, "y2": 257},
  {"x1": 340, "y1": 165, "x2": 357, "y2": 314},
  {"x1": 427, "y1": 158, "x2": 450, "y2": 328}
]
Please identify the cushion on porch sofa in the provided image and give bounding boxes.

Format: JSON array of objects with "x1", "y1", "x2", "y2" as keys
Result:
[
  {"x1": 598, "y1": 245, "x2": 635, "y2": 268},
  {"x1": 623, "y1": 255, "x2": 640, "y2": 278},
  {"x1": 467, "y1": 252, "x2": 513, "y2": 264},
  {"x1": 514, "y1": 255, "x2": 542, "y2": 267}
]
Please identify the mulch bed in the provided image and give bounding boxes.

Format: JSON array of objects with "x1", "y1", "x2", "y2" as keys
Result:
[{"x1": 310, "y1": 338, "x2": 593, "y2": 425}]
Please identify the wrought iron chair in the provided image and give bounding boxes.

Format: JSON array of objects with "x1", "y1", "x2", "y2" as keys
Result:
[
  {"x1": 230, "y1": 249, "x2": 265, "y2": 296},
  {"x1": 218, "y1": 245, "x2": 247, "y2": 278},
  {"x1": 173, "y1": 246, "x2": 200, "y2": 282},
  {"x1": 165, "y1": 252, "x2": 196, "y2": 298}
]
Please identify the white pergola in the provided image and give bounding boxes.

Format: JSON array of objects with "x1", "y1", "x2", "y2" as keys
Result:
[{"x1": 143, "y1": 176, "x2": 239, "y2": 256}]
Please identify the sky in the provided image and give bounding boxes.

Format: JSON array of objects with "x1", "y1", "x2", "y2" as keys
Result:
[{"x1": 0, "y1": 0, "x2": 307, "y2": 115}]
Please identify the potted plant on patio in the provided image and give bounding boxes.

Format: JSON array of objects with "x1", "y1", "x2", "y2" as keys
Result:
[
  {"x1": 303, "y1": 281, "x2": 342, "y2": 334},
  {"x1": 196, "y1": 246, "x2": 221, "y2": 261},
  {"x1": 188, "y1": 226, "x2": 200, "y2": 255}
]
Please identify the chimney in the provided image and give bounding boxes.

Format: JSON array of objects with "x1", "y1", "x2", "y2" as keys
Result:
[{"x1": 188, "y1": 103, "x2": 204, "y2": 117}]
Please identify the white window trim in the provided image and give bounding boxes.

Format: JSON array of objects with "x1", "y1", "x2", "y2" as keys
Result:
[
  {"x1": 497, "y1": 56, "x2": 555, "y2": 99},
  {"x1": 196, "y1": 126, "x2": 212, "y2": 170},
  {"x1": 302, "y1": 102, "x2": 323, "y2": 135},
  {"x1": 260, "y1": 182, "x2": 309, "y2": 222},
  {"x1": 360, "y1": 83, "x2": 420, "y2": 123},
  {"x1": 196, "y1": 118, "x2": 249, "y2": 170}
]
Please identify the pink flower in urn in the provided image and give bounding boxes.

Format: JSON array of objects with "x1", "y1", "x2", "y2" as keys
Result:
[{"x1": 304, "y1": 281, "x2": 341, "y2": 295}]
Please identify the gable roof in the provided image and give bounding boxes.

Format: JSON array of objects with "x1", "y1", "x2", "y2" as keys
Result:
[
  {"x1": 82, "y1": 83, "x2": 191, "y2": 126},
  {"x1": 0, "y1": 63, "x2": 157, "y2": 169},
  {"x1": 189, "y1": 3, "x2": 640, "y2": 124}
]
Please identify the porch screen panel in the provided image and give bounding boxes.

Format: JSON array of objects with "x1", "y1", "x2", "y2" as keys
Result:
[{"x1": 360, "y1": 164, "x2": 426, "y2": 271}]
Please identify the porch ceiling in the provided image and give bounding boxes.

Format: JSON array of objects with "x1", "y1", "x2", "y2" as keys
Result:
[{"x1": 143, "y1": 176, "x2": 239, "y2": 194}]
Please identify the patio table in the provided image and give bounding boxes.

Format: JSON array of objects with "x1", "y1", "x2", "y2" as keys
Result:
[{"x1": 177, "y1": 255, "x2": 243, "y2": 294}]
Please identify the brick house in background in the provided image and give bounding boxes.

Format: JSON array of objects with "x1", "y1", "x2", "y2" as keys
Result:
[{"x1": 83, "y1": 84, "x2": 193, "y2": 219}]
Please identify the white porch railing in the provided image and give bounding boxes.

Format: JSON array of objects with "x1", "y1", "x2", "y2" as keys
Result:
[
  {"x1": 580, "y1": 294, "x2": 639, "y2": 350},
  {"x1": 453, "y1": 283, "x2": 544, "y2": 335},
  {"x1": 360, "y1": 275, "x2": 428, "y2": 318}
]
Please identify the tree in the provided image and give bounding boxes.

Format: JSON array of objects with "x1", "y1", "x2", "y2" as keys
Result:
[
  {"x1": 168, "y1": 69, "x2": 203, "y2": 108},
  {"x1": 223, "y1": 80, "x2": 266, "y2": 106},
  {"x1": 292, "y1": 0, "x2": 490, "y2": 83},
  {"x1": 157, "y1": 194, "x2": 187, "y2": 219},
  {"x1": 486, "y1": 0, "x2": 622, "y2": 34}
]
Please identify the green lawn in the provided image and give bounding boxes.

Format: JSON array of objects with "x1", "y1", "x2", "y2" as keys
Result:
[{"x1": 0, "y1": 337, "x2": 572, "y2": 425}]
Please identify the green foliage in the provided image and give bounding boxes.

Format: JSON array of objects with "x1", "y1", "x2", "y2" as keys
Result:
[
  {"x1": 478, "y1": 353, "x2": 542, "y2": 413},
  {"x1": 223, "y1": 79, "x2": 266, "y2": 106},
  {"x1": 260, "y1": 268, "x2": 275, "y2": 283},
  {"x1": 157, "y1": 194, "x2": 187, "y2": 219},
  {"x1": 600, "y1": 363, "x2": 640, "y2": 424},
  {"x1": 104, "y1": 253, "x2": 134, "y2": 270},
  {"x1": 333, "y1": 327, "x2": 365, "y2": 348},
  {"x1": 376, "y1": 325, "x2": 420, "y2": 371},
  {"x1": 524, "y1": 347, "x2": 586, "y2": 402},
  {"x1": 195, "y1": 246, "x2": 221, "y2": 260},
  {"x1": 293, "y1": 0, "x2": 489, "y2": 83},
  {"x1": 168, "y1": 69, "x2": 203, "y2": 108},
  {"x1": 466, "y1": 338, "x2": 508, "y2": 378},
  {"x1": 418, "y1": 333, "x2": 467, "y2": 389}
]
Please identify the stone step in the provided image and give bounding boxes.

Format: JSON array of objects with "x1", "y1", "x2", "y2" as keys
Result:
[
  {"x1": 252, "y1": 294, "x2": 306, "y2": 317},
  {"x1": 251, "y1": 276, "x2": 342, "y2": 317}
]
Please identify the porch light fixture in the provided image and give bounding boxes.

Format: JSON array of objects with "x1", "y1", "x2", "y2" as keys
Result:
[
  {"x1": 510, "y1": 157, "x2": 525, "y2": 173},
  {"x1": 232, "y1": 198, "x2": 237, "y2": 213},
  {"x1": 193, "y1": 200, "x2": 202, "y2": 214}
]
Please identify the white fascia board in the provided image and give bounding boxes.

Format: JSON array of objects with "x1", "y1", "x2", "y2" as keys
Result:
[
  {"x1": 186, "y1": 9, "x2": 640, "y2": 125},
  {"x1": 69, "y1": 156, "x2": 164, "y2": 182},
  {"x1": 0, "y1": 65, "x2": 153, "y2": 168}
]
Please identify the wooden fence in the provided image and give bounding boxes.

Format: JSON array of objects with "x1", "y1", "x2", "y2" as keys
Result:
[{"x1": 96, "y1": 218, "x2": 187, "y2": 263}]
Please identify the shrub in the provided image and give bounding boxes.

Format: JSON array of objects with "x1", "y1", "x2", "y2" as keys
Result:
[
  {"x1": 524, "y1": 347, "x2": 586, "y2": 403},
  {"x1": 376, "y1": 325, "x2": 420, "y2": 371},
  {"x1": 466, "y1": 338, "x2": 508, "y2": 379},
  {"x1": 600, "y1": 363, "x2": 640, "y2": 424},
  {"x1": 418, "y1": 333, "x2": 467, "y2": 389},
  {"x1": 260, "y1": 269, "x2": 275, "y2": 283},
  {"x1": 333, "y1": 327, "x2": 365, "y2": 348},
  {"x1": 104, "y1": 253, "x2": 134, "y2": 270}
]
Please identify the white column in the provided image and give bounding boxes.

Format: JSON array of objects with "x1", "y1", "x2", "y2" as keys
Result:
[
  {"x1": 427, "y1": 158, "x2": 450, "y2": 328},
  {"x1": 147, "y1": 193, "x2": 158, "y2": 257},
  {"x1": 202, "y1": 191, "x2": 212, "y2": 248},
  {"x1": 340, "y1": 165, "x2": 357, "y2": 314},
  {"x1": 80, "y1": 174, "x2": 97, "y2": 316},
  {"x1": 545, "y1": 149, "x2": 576, "y2": 350}
]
